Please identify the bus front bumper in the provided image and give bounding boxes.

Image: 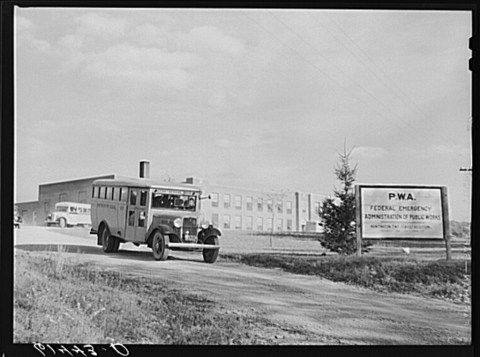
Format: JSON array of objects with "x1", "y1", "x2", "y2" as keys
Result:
[{"x1": 167, "y1": 243, "x2": 220, "y2": 249}]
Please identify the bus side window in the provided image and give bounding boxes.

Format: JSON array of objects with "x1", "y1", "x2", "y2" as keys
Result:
[
  {"x1": 92, "y1": 186, "x2": 97, "y2": 198},
  {"x1": 140, "y1": 190, "x2": 147, "y2": 206},
  {"x1": 111, "y1": 187, "x2": 115, "y2": 200},
  {"x1": 128, "y1": 211, "x2": 135, "y2": 226},
  {"x1": 139, "y1": 211, "x2": 146, "y2": 227},
  {"x1": 99, "y1": 186, "x2": 105, "y2": 199},
  {"x1": 120, "y1": 187, "x2": 128, "y2": 202},
  {"x1": 113, "y1": 187, "x2": 119, "y2": 201},
  {"x1": 106, "y1": 187, "x2": 112, "y2": 200},
  {"x1": 130, "y1": 191, "x2": 137, "y2": 205}
]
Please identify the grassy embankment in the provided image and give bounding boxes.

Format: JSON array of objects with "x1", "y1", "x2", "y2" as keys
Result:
[
  {"x1": 221, "y1": 253, "x2": 471, "y2": 304},
  {"x1": 14, "y1": 248, "x2": 266, "y2": 345}
]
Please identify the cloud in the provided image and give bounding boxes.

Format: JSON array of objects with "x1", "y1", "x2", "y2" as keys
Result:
[
  {"x1": 58, "y1": 33, "x2": 85, "y2": 50},
  {"x1": 15, "y1": 15, "x2": 53, "y2": 54},
  {"x1": 15, "y1": 16, "x2": 33, "y2": 33},
  {"x1": 75, "y1": 13, "x2": 129, "y2": 39},
  {"x1": 215, "y1": 139, "x2": 230, "y2": 148},
  {"x1": 188, "y1": 26, "x2": 244, "y2": 55},
  {"x1": 73, "y1": 44, "x2": 201, "y2": 89},
  {"x1": 352, "y1": 146, "x2": 388, "y2": 160}
]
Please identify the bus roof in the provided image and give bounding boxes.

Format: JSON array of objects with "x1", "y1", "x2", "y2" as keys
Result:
[
  {"x1": 55, "y1": 202, "x2": 91, "y2": 207},
  {"x1": 92, "y1": 177, "x2": 201, "y2": 191}
]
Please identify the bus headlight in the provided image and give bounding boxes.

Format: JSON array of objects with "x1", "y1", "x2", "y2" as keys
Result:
[{"x1": 173, "y1": 218, "x2": 182, "y2": 228}]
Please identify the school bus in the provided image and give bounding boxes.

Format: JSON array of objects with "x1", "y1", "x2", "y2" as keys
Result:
[
  {"x1": 90, "y1": 177, "x2": 221, "y2": 263},
  {"x1": 45, "y1": 202, "x2": 91, "y2": 228}
]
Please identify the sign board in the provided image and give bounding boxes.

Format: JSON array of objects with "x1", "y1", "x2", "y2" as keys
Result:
[{"x1": 356, "y1": 185, "x2": 448, "y2": 239}]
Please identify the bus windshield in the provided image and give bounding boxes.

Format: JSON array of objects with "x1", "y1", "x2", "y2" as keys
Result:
[
  {"x1": 55, "y1": 205, "x2": 69, "y2": 212},
  {"x1": 151, "y1": 193, "x2": 197, "y2": 211}
]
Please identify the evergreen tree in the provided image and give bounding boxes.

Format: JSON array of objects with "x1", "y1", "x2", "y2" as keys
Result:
[{"x1": 319, "y1": 143, "x2": 368, "y2": 255}]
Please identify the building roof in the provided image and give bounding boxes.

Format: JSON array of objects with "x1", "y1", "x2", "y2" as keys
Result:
[
  {"x1": 40, "y1": 174, "x2": 116, "y2": 187},
  {"x1": 93, "y1": 176, "x2": 201, "y2": 191}
]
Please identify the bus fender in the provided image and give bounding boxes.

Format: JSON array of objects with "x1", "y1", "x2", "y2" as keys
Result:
[
  {"x1": 146, "y1": 224, "x2": 175, "y2": 247},
  {"x1": 198, "y1": 226, "x2": 222, "y2": 243}
]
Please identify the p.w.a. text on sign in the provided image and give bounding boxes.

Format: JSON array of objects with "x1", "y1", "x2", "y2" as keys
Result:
[{"x1": 358, "y1": 186, "x2": 446, "y2": 239}]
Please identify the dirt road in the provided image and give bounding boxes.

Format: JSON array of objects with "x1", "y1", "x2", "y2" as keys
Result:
[{"x1": 14, "y1": 226, "x2": 471, "y2": 345}]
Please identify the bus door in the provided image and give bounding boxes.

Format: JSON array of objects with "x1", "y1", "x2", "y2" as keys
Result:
[{"x1": 126, "y1": 188, "x2": 149, "y2": 243}]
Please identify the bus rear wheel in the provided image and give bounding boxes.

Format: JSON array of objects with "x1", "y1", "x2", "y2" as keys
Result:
[
  {"x1": 152, "y1": 231, "x2": 169, "y2": 261},
  {"x1": 101, "y1": 226, "x2": 117, "y2": 253},
  {"x1": 202, "y1": 236, "x2": 219, "y2": 263}
]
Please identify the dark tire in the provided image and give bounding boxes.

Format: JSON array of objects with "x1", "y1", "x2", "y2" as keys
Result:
[
  {"x1": 101, "y1": 225, "x2": 116, "y2": 253},
  {"x1": 58, "y1": 218, "x2": 66, "y2": 228},
  {"x1": 112, "y1": 237, "x2": 120, "y2": 253},
  {"x1": 202, "y1": 236, "x2": 219, "y2": 263},
  {"x1": 152, "y1": 231, "x2": 169, "y2": 261}
]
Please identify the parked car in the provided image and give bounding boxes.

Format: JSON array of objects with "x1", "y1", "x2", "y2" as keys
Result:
[{"x1": 14, "y1": 205, "x2": 22, "y2": 229}]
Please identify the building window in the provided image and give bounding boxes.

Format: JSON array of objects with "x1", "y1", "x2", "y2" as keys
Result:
[
  {"x1": 277, "y1": 200, "x2": 283, "y2": 214},
  {"x1": 276, "y1": 218, "x2": 283, "y2": 232},
  {"x1": 235, "y1": 215, "x2": 242, "y2": 230},
  {"x1": 59, "y1": 193, "x2": 67, "y2": 202},
  {"x1": 315, "y1": 201, "x2": 321, "y2": 217},
  {"x1": 140, "y1": 190, "x2": 147, "y2": 206},
  {"x1": 257, "y1": 217, "x2": 263, "y2": 231},
  {"x1": 211, "y1": 213, "x2": 219, "y2": 227},
  {"x1": 223, "y1": 194, "x2": 231, "y2": 209},
  {"x1": 267, "y1": 199, "x2": 273, "y2": 213},
  {"x1": 235, "y1": 195, "x2": 242, "y2": 210},
  {"x1": 266, "y1": 218, "x2": 273, "y2": 231},
  {"x1": 257, "y1": 198, "x2": 263, "y2": 212},
  {"x1": 246, "y1": 196, "x2": 253, "y2": 210},
  {"x1": 287, "y1": 219, "x2": 293, "y2": 231},
  {"x1": 286, "y1": 201, "x2": 292, "y2": 214},
  {"x1": 246, "y1": 216, "x2": 253, "y2": 230},
  {"x1": 211, "y1": 193, "x2": 219, "y2": 208},
  {"x1": 44, "y1": 201, "x2": 50, "y2": 214},
  {"x1": 223, "y1": 215, "x2": 231, "y2": 229}
]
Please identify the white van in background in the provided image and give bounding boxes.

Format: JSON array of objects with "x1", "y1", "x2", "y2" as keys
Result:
[{"x1": 45, "y1": 202, "x2": 91, "y2": 228}]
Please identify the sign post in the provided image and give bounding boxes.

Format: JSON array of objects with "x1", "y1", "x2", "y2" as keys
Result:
[
  {"x1": 356, "y1": 185, "x2": 451, "y2": 259},
  {"x1": 441, "y1": 186, "x2": 452, "y2": 261},
  {"x1": 355, "y1": 185, "x2": 362, "y2": 257}
]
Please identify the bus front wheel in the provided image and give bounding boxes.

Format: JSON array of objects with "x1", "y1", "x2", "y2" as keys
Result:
[
  {"x1": 202, "y1": 236, "x2": 219, "y2": 263},
  {"x1": 152, "y1": 231, "x2": 169, "y2": 261},
  {"x1": 58, "y1": 218, "x2": 66, "y2": 228}
]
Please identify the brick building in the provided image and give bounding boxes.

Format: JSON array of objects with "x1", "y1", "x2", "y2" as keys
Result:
[{"x1": 16, "y1": 167, "x2": 324, "y2": 232}]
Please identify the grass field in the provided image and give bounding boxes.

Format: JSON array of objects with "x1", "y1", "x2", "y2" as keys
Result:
[
  {"x1": 14, "y1": 228, "x2": 471, "y2": 344},
  {"x1": 14, "y1": 248, "x2": 272, "y2": 345},
  {"x1": 220, "y1": 253, "x2": 471, "y2": 304}
]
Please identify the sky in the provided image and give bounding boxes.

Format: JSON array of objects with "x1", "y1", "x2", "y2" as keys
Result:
[{"x1": 14, "y1": 7, "x2": 472, "y2": 222}]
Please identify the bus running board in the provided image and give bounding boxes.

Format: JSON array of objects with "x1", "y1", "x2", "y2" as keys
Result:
[{"x1": 167, "y1": 243, "x2": 220, "y2": 249}]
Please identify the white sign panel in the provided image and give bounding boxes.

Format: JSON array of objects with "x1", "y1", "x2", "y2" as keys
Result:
[{"x1": 360, "y1": 186, "x2": 444, "y2": 239}]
